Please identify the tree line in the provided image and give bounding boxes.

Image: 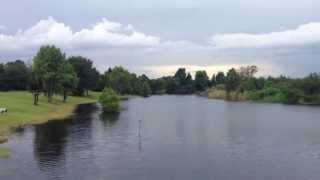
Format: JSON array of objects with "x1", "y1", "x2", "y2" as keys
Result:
[{"x1": 1, "y1": 45, "x2": 320, "y2": 105}]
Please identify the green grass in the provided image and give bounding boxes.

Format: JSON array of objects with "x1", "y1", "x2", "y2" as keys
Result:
[
  {"x1": 0, "y1": 91, "x2": 99, "y2": 135},
  {"x1": 0, "y1": 147, "x2": 10, "y2": 158}
]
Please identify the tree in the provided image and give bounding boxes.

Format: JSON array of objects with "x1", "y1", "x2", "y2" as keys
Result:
[
  {"x1": 301, "y1": 73, "x2": 320, "y2": 95},
  {"x1": 29, "y1": 73, "x2": 41, "y2": 105},
  {"x1": 99, "y1": 88, "x2": 120, "y2": 113},
  {"x1": 33, "y1": 45, "x2": 66, "y2": 102},
  {"x1": 68, "y1": 56, "x2": 99, "y2": 96},
  {"x1": 184, "y1": 73, "x2": 195, "y2": 93},
  {"x1": 194, "y1": 71, "x2": 209, "y2": 91},
  {"x1": 163, "y1": 69, "x2": 195, "y2": 94},
  {"x1": 174, "y1": 68, "x2": 187, "y2": 85},
  {"x1": 166, "y1": 76, "x2": 178, "y2": 94},
  {"x1": 239, "y1": 65, "x2": 258, "y2": 78},
  {"x1": 0, "y1": 60, "x2": 30, "y2": 90},
  {"x1": 0, "y1": 63, "x2": 4, "y2": 74},
  {"x1": 186, "y1": 73, "x2": 192, "y2": 83},
  {"x1": 59, "y1": 61, "x2": 78, "y2": 102},
  {"x1": 216, "y1": 71, "x2": 225, "y2": 84},
  {"x1": 150, "y1": 78, "x2": 167, "y2": 94},
  {"x1": 139, "y1": 74, "x2": 149, "y2": 82},
  {"x1": 103, "y1": 66, "x2": 133, "y2": 95},
  {"x1": 281, "y1": 86, "x2": 302, "y2": 104},
  {"x1": 225, "y1": 68, "x2": 241, "y2": 93},
  {"x1": 141, "y1": 82, "x2": 151, "y2": 97},
  {"x1": 210, "y1": 74, "x2": 216, "y2": 86}
]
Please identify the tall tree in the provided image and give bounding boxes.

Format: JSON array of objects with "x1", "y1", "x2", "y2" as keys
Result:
[
  {"x1": 225, "y1": 68, "x2": 241, "y2": 93},
  {"x1": 216, "y1": 71, "x2": 225, "y2": 84},
  {"x1": 210, "y1": 74, "x2": 216, "y2": 86},
  {"x1": 0, "y1": 60, "x2": 30, "y2": 90},
  {"x1": 68, "y1": 56, "x2": 99, "y2": 96},
  {"x1": 33, "y1": 45, "x2": 66, "y2": 102},
  {"x1": 59, "y1": 61, "x2": 78, "y2": 102},
  {"x1": 150, "y1": 78, "x2": 167, "y2": 94},
  {"x1": 194, "y1": 71, "x2": 209, "y2": 91},
  {"x1": 174, "y1": 68, "x2": 187, "y2": 85},
  {"x1": 103, "y1": 66, "x2": 133, "y2": 95}
]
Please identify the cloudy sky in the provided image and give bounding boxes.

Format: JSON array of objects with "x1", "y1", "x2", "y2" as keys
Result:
[{"x1": 1, "y1": 0, "x2": 320, "y2": 77}]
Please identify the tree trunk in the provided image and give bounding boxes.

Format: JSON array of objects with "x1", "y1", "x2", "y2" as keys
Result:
[
  {"x1": 63, "y1": 90, "x2": 67, "y2": 102},
  {"x1": 33, "y1": 92, "x2": 40, "y2": 106},
  {"x1": 33, "y1": 94, "x2": 38, "y2": 105}
]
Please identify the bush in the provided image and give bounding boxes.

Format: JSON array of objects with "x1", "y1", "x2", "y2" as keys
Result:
[
  {"x1": 303, "y1": 94, "x2": 320, "y2": 104},
  {"x1": 281, "y1": 87, "x2": 302, "y2": 104},
  {"x1": 246, "y1": 87, "x2": 286, "y2": 103},
  {"x1": 99, "y1": 88, "x2": 120, "y2": 113},
  {"x1": 247, "y1": 91, "x2": 263, "y2": 100}
]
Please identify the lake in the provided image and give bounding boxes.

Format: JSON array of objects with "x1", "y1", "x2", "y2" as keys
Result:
[{"x1": 1, "y1": 95, "x2": 320, "y2": 180}]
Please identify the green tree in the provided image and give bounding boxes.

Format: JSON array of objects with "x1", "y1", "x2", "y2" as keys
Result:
[
  {"x1": 225, "y1": 68, "x2": 241, "y2": 93},
  {"x1": 174, "y1": 68, "x2": 187, "y2": 85},
  {"x1": 68, "y1": 56, "x2": 99, "y2": 96},
  {"x1": 141, "y1": 81, "x2": 151, "y2": 97},
  {"x1": 210, "y1": 74, "x2": 216, "y2": 86},
  {"x1": 165, "y1": 68, "x2": 195, "y2": 94},
  {"x1": 194, "y1": 71, "x2": 209, "y2": 91},
  {"x1": 281, "y1": 87, "x2": 302, "y2": 104},
  {"x1": 150, "y1": 78, "x2": 167, "y2": 94},
  {"x1": 29, "y1": 71, "x2": 42, "y2": 105},
  {"x1": 216, "y1": 71, "x2": 225, "y2": 84},
  {"x1": 0, "y1": 60, "x2": 30, "y2": 90},
  {"x1": 0, "y1": 63, "x2": 4, "y2": 74},
  {"x1": 59, "y1": 61, "x2": 78, "y2": 102},
  {"x1": 99, "y1": 88, "x2": 120, "y2": 113},
  {"x1": 166, "y1": 76, "x2": 178, "y2": 94},
  {"x1": 139, "y1": 74, "x2": 149, "y2": 82},
  {"x1": 104, "y1": 67, "x2": 133, "y2": 95},
  {"x1": 33, "y1": 45, "x2": 66, "y2": 102}
]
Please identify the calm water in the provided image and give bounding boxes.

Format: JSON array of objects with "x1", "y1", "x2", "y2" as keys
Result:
[{"x1": 1, "y1": 95, "x2": 320, "y2": 180}]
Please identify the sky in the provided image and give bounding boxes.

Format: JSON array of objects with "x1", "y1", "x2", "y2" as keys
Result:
[{"x1": 0, "y1": 0, "x2": 320, "y2": 77}]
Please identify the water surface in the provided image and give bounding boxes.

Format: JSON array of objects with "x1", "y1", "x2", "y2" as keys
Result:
[{"x1": 1, "y1": 95, "x2": 320, "y2": 180}]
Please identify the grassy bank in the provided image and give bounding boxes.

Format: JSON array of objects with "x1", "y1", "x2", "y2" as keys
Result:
[{"x1": 0, "y1": 91, "x2": 99, "y2": 135}]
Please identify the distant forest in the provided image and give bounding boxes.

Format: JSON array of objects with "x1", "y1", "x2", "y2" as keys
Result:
[{"x1": 1, "y1": 45, "x2": 320, "y2": 105}]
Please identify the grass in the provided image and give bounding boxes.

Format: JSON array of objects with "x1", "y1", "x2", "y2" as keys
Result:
[
  {"x1": 0, "y1": 147, "x2": 11, "y2": 158},
  {"x1": 0, "y1": 91, "x2": 99, "y2": 135},
  {"x1": 207, "y1": 88, "x2": 247, "y2": 101},
  {"x1": 207, "y1": 89, "x2": 227, "y2": 100}
]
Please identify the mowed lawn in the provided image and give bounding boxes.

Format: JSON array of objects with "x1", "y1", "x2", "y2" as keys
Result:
[{"x1": 0, "y1": 91, "x2": 99, "y2": 134}]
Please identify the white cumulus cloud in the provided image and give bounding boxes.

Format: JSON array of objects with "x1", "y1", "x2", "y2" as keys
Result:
[
  {"x1": 0, "y1": 17, "x2": 160, "y2": 53},
  {"x1": 210, "y1": 22, "x2": 320, "y2": 49}
]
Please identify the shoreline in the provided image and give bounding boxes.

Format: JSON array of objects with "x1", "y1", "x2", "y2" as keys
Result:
[
  {"x1": 206, "y1": 89, "x2": 320, "y2": 106},
  {"x1": 0, "y1": 91, "x2": 99, "y2": 141}
]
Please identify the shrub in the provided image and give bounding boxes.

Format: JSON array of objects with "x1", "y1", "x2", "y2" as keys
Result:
[
  {"x1": 215, "y1": 84, "x2": 225, "y2": 90},
  {"x1": 99, "y1": 88, "x2": 120, "y2": 113},
  {"x1": 247, "y1": 91, "x2": 263, "y2": 100},
  {"x1": 281, "y1": 87, "x2": 302, "y2": 104}
]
